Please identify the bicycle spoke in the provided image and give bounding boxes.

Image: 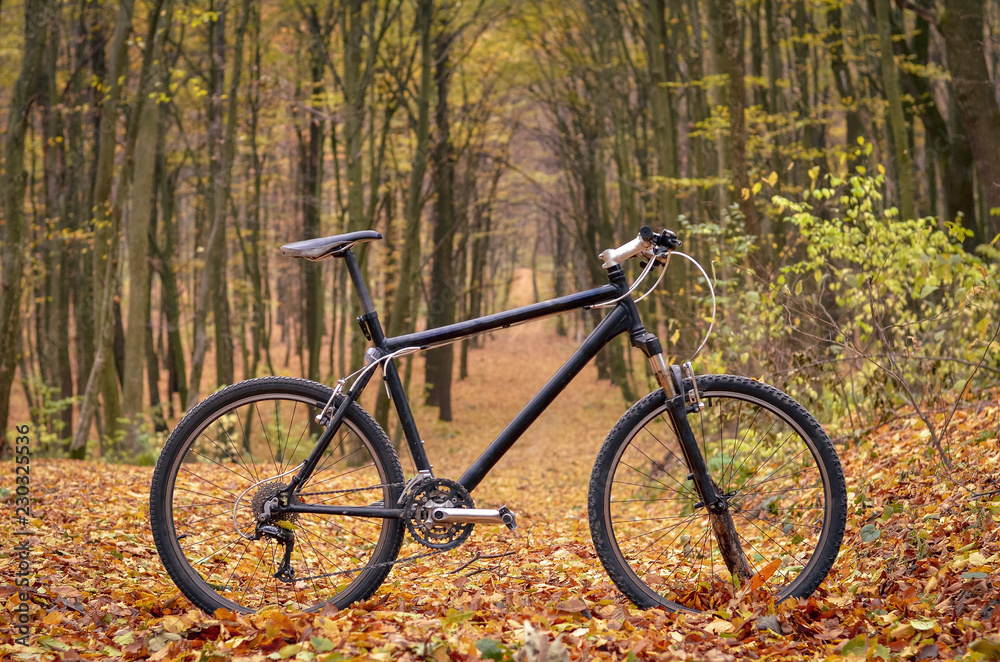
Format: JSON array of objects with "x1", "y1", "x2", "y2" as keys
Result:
[
  {"x1": 612, "y1": 479, "x2": 688, "y2": 495},
  {"x1": 254, "y1": 402, "x2": 278, "y2": 476},
  {"x1": 620, "y1": 456, "x2": 691, "y2": 496},
  {"x1": 648, "y1": 420, "x2": 687, "y2": 469},
  {"x1": 620, "y1": 513, "x2": 700, "y2": 546},
  {"x1": 600, "y1": 379, "x2": 845, "y2": 613},
  {"x1": 725, "y1": 413, "x2": 778, "y2": 488},
  {"x1": 215, "y1": 419, "x2": 260, "y2": 484},
  {"x1": 179, "y1": 467, "x2": 240, "y2": 500}
]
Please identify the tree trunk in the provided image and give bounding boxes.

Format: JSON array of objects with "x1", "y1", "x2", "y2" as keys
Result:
[
  {"x1": 793, "y1": 1, "x2": 812, "y2": 159},
  {"x1": 716, "y1": 0, "x2": 758, "y2": 234},
  {"x1": 39, "y1": 9, "x2": 74, "y2": 445},
  {"x1": 941, "y1": 0, "x2": 1000, "y2": 240},
  {"x1": 706, "y1": 0, "x2": 728, "y2": 210},
  {"x1": 122, "y1": 0, "x2": 170, "y2": 456},
  {"x1": 749, "y1": 0, "x2": 764, "y2": 108},
  {"x1": 685, "y1": 0, "x2": 717, "y2": 217},
  {"x1": 74, "y1": 0, "x2": 135, "y2": 453},
  {"x1": 344, "y1": 0, "x2": 368, "y2": 371},
  {"x1": 425, "y1": 28, "x2": 457, "y2": 421},
  {"x1": 827, "y1": 6, "x2": 862, "y2": 146},
  {"x1": 246, "y1": 0, "x2": 269, "y2": 377},
  {"x1": 376, "y1": 0, "x2": 433, "y2": 433},
  {"x1": 214, "y1": 0, "x2": 249, "y2": 387},
  {"x1": 896, "y1": 15, "x2": 978, "y2": 239},
  {"x1": 189, "y1": 0, "x2": 248, "y2": 403},
  {"x1": 303, "y1": 9, "x2": 326, "y2": 385},
  {"x1": 764, "y1": 0, "x2": 783, "y2": 180},
  {"x1": 876, "y1": 0, "x2": 916, "y2": 220},
  {"x1": 1, "y1": 0, "x2": 54, "y2": 445},
  {"x1": 644, "y1": 0, "x2": 678, "y2": 226},
  {"x1": 156, "y1": 168, "x2": 187, "y2": 411}
]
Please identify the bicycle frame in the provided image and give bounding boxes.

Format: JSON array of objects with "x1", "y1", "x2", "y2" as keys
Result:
[{"x1": 283, "y1": 249, "x2": 664, "y2": 519}]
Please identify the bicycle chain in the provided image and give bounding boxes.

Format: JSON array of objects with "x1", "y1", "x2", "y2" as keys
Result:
[
  {"x1": 289, "y1": 480, "x2": 511, "y2": 583},
  {"x1": 295, "y1": 482, "x2": 406, "y2": 498},
  {"x1": 293, "y1": 546, "x2": 451, "y2": 583},
  {"x1": 286, "y1": 481, "x2": 472, "y2": 582}
]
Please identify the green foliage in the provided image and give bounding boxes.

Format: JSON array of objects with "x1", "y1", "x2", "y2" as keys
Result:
[
  {"x1": 681, "y1": 167, "x2": 999, "y2": 437},
  {"x1": 22, "y1": 376, "x2": 77, "y2": 456}
]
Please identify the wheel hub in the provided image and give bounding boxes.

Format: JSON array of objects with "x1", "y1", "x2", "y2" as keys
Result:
[{"x1": 250, "y1": 481, "x2": 300, "y2": 524}]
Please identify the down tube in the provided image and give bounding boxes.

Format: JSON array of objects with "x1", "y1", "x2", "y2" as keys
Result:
[{"x1": 458, "y1": 305, "x2": 632, "y2": 493}]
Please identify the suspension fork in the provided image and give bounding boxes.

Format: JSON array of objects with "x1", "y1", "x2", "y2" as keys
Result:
[
  {"x1": 647, "y1": 355, "x2": 716, "y2": 506},
  {"x1": 647, "y1": 352, "x2": 753, "y2": 582}
]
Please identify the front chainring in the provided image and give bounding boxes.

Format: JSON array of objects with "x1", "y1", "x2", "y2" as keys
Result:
[{"x1": 404, "y1": 478, "x2": 474, "y2": 550}]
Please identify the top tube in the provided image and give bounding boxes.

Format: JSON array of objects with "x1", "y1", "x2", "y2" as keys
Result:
[{"x1": 382, "y1": 284, "x2": 618, "y2": 352}]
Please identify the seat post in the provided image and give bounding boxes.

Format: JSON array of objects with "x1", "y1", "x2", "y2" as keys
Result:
[{"x1": 343, "y1": 249, "x2": 376, "y2": 316}]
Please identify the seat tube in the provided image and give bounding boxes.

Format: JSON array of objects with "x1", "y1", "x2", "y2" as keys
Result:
[
  {"x1": 343, "y1": 249, "x2": 376, "y2": 316},
  {"x1": 382, "y1": 360, "x2": 433, "y2": 472},
  {"x1": 341, "y1": 250, "x2": 433, "y2": 473}
]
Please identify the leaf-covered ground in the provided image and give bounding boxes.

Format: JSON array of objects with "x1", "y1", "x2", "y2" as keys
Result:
[{"x1": 3, "y1": 279, "x2": 999, "y2": 661}]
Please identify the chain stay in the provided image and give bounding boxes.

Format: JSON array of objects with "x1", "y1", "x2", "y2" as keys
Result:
[{"x1": 279, "y1": 475, "x2": 494, "y2": 583}]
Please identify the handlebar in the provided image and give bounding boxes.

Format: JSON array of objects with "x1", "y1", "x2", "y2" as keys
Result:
[{"x1": 598, "y1": 226, "x2": 680, "y2": 269}]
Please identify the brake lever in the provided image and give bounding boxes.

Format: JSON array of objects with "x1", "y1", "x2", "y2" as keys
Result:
[{"x1": 638, "y1": 246, "x2": 672, "y2": 268}]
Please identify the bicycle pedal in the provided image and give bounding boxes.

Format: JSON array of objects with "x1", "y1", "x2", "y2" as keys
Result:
[{"x1": 499, "y1": 505, "x2": 517, "y2": 531}]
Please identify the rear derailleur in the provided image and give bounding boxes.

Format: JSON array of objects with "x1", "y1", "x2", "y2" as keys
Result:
[
  {"x1": 249, "y1": 487, "x2": 299, "y2": 582},
  {"x1": 247, "y1": 520, "x2": 297, "y2": 583}
]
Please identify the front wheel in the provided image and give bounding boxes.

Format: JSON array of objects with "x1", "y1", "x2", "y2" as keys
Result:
[
  {"x1": 150, "y1": 377, "x2": 406, "y2": 614},
  {"x1": 589, "y1": 375, "x2": 846, "y2": 612}
]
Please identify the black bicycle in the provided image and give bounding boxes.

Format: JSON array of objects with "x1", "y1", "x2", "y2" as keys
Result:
[{"x1": 150, "y1": 226, "x2": 847, "y2": 614}]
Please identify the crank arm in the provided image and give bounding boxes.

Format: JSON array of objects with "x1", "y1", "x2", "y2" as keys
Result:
[{"x1": 431, "y1": 506, "x2": 518, "y2": 530}]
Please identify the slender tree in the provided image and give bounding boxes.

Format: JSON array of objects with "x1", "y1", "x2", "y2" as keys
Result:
[
  {"x1": 425, "y1": 24, "x2": 458, "y2": 421},
  {"x1": 876, "y1": 0, "x2": 916, "y2": 220},
  {"x1": 714, "y1": 0, "x2": 757, "y2": 233},
  {"x1": 71, "y1": 0, "x2": 136, "y2": 455},
  {"x1": 1, "y1": 0, "x2": 55, "y2": 446},
  {"x1": 376, "y1": 0, "x2": 434, "y2": 433},
  {"x1": 644, "y1": 0, "x2": 679, "y2": 226},
  {"x1": 940, "y1": 0, "x2": 1000, "y2": 238},
  {"x1": 122, "y1": 0, "x2": 172, "y2": 456}
]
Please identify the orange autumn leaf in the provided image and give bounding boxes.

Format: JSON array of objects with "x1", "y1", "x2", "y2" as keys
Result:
[{"x1": 749, "y1": 559, "x2": 783, "y2": 591}]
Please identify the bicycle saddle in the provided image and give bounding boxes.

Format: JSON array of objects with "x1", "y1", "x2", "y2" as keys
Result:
[{"x1": 280, "y1": 230, "x2": 382, "y2": 261}]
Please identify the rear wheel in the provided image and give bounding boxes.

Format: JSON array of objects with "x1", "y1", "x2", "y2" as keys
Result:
[
  {"x1": 150, "y1": 377, "x2": 405, "y2": 614},
  {"x1": 589, "y1": 375, "x2": 846, "y2": 611}
]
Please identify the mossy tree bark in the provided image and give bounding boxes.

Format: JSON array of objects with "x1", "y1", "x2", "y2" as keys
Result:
[{"x1": 940, "y1": 0, "x2": 1000, "y2": 240}]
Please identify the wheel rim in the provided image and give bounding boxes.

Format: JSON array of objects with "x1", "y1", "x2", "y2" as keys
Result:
[
  {"x1": 604, "y1": 388, "x2": 834, "y2": 612},
  {"x1": 162, "y1": 390, "x2": 396, "y2": 612}
]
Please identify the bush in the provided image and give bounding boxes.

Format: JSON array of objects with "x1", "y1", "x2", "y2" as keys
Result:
[{"x1": 677, "y1": 169, "x2": 999, "y2": 449}]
